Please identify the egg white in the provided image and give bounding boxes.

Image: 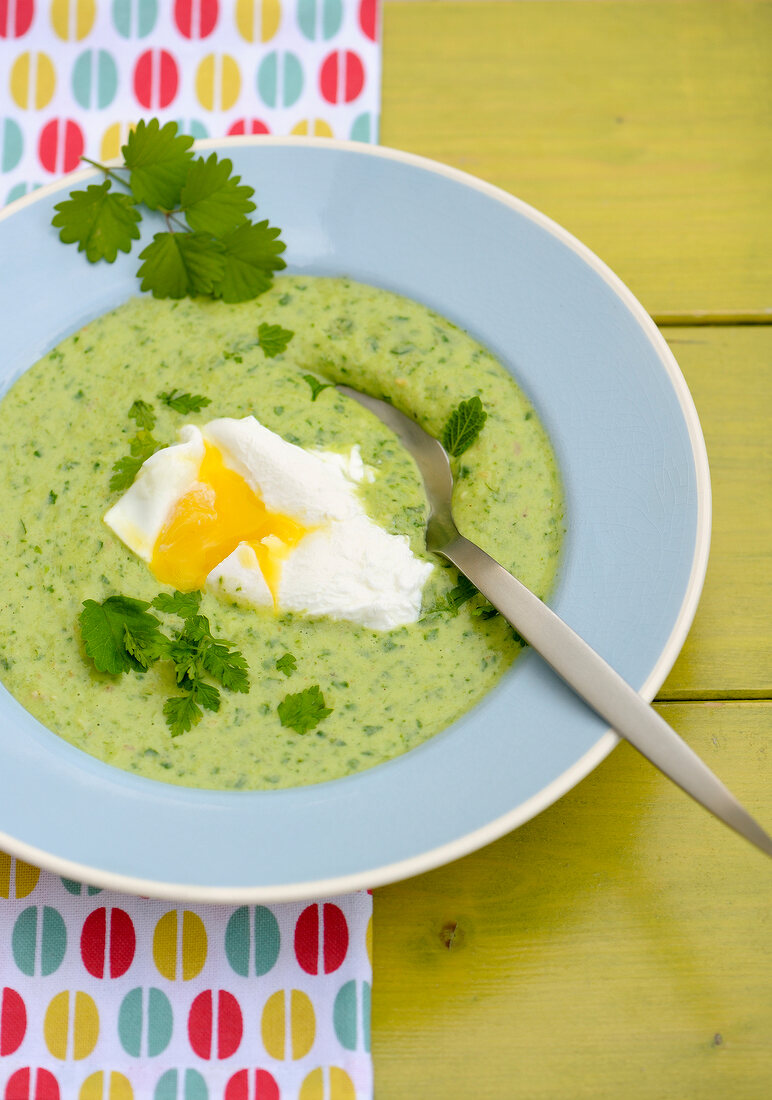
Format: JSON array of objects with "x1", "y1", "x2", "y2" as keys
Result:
[{"x1": 104, "y1": 416, "x2": 433, "y2": 630}]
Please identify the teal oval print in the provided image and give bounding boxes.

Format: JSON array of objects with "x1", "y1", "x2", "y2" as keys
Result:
[
  {"x1": 119, "y1": 987, "x2": 173, "y2": 1057},
  {"x1": 334, "y1": 979, "x2": 371, "y2": 1052},
  {"x1": 5, "y1": 182, "x2": 39, "y2": 204},
  {"x1": 174, "y1": 118, "x2": 208, "y2": 140},
  {"x1": 72, "y1": 50, "x2": 119, "y2": 109},
  {"x1": 257, "y1": 51, "x2": 303, "y2": 108},
  {"x1": 350, "y1": 112, "x2": 378, "y2": 143},
  {"x1": 154, "y1": 1068, "x2": 208, "y2": 1100},
  {"x1": 61, "y1": 878, "x2": 102, "y2": 896},
  {"x1": 1, "y1": 119, "x2": 23, "y2": 173},
  {"x1": 225, "y1": 905, "x2": 280, "y2": 977},
  {"x1": 12, "y1": 906, "x2": 67, "y2": 977},
  {"x1": 297, "y1": 0, "x2": 343, "y2": 40},
  {"x1": 112, "y1": 0, "x2": 158, "y2": 38}
]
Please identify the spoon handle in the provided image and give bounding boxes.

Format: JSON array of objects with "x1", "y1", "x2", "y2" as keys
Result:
[{"x1": 443, "y1": 535, "x2": 772, "y2": 858}]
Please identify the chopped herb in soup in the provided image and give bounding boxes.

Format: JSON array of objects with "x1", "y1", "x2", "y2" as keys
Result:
[{"x1": 0, "y1": 277, "x2": 564, "y2": 790}]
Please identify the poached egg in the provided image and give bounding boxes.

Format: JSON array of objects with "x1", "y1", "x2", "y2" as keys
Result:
[{"x1": 104, "y1": 416, "x2": 433, "y2": 630}]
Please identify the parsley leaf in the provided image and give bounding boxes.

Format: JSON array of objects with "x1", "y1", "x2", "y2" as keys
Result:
[
  {"x1": 257, "y1": 322, "x2": 294, "y2": 359},
  {"x1": 128, "y1": 399, "x2": 156, "y2": 430},
  {"x1": 53, "y1": 120, "x2": 286, "y2": 305},
  {"x1": 152, "y1": 590, "x2": 201, "y2": 618},
  {"x1": 109, "y1": 456, "x2": 144, "y2": 493},
  {"x1": 163, "y1": 693, "x2": 202, "y2": 737},
  {"x1": 302, "y1": 374, "x2": 334, "y2": 401},
  {"x1": 180, "y1": 154, "x2": 256, "y2": 236},
  {"x1": 157, "y1": 389, "x2": 211, "y2": 414},
  {"x1": 52, "y1": 181, "x2": 140, "y2": 263},
  {"x1": 212, "y1": 220, "x2": 287, "y2": 303},
  {"x1": 277, "y1": 685, "x2": 332, "y2": 734},
  {"x1": 122, "y1": 118, "x2": 195, "y2": 211},
  {"x1": 441, "y1": 396, "x2": 488, "y2": 457},
  {"x1": 275, "y1": 653, "x2": 297, "y2": 677},
  {"x1": 448, "y1": 574, "x2": 479, "y2": 609},
  {"x1": 80, "y1": 587, "x2": 251, "y2": 737},
  {"x1": 110, "y1": 429, "x2": 165, "y2": 492},
  {"x1": 189, "y1": 679, "x2": 221, "y2": 713},
  {"x1": 137, "y1": 231, "x2": 225, "y2": 299},
  {"x1": 79, "y1": 596, "x2": 165, "y2": 675}
]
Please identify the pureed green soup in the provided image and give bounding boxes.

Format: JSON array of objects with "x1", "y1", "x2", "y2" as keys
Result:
[{"x1": 0, "y1": 277, "x2": 564, "y2": 790}]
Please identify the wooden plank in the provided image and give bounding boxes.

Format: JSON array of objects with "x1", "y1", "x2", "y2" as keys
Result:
[
  {"x1": 373, "y1": 701, "x2": 772, "y2": 1099},
  {"x1": 659, "y1": 327, "x2": 771, "y2": 699},
  {"x1": 381, "y1": 1, "x2": 772, "y2": 317}
]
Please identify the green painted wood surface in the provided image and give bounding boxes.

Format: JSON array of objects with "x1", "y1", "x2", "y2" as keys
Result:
[
  {"x1": 373, "y1": 703, "x2": 772, "y2": 1098},
  {"x1": 381, "y1": 0, "x2": 772, "y2": 318},
  {"x1": 660, "y1": 327, "x2": 772, "y2": 699},
  {"x1": 375, "y1": 4, "x2": 772, "y2": 1097}
]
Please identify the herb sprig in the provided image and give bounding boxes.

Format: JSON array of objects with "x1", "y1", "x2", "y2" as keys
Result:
[
  {"x1": 79, "y1": 590, "x2": 250, "y2": 737},
  {"x1": 441, "y1": 396, "x2": 487, "y2": 458},
  {"x1": 52, "y1": 119, "x2": 286, "y2": 302},
  {"x1": 277, "y1": 684, "x2": 332, "y2": 735}
]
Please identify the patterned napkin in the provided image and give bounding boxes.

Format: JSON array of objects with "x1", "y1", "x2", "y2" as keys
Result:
[
  {"x1": 0, "y1": 3, "x2": 380, "y2": 1097},
  {"x1": 0, "y1": 0, "x2": 381, "y2": 200}
]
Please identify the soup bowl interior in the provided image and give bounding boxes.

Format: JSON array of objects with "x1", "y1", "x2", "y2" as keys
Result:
[{"x1": 0, "y1": 138, "x2": 709, "y2": 900}]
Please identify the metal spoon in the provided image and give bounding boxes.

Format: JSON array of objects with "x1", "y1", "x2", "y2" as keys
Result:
[{"x1": 338, "y1": 384, "x2": 772, "y2": 858}]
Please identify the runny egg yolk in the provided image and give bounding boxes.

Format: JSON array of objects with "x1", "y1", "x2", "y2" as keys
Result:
[{"x1": 150, "y1": 443, "x2": 309, "y2": 596}]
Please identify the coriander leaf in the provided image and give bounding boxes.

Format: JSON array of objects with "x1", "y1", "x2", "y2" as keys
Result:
[
  {"x1": 257, "y1": 323, "x2": 294, "y2": 359},
  {"x1": 200, "y1": 639, "x2": 250, "y2": 694},
  {"x1": 129, "y1": 429, "x2": 162, "y2": 459},
  {"x1": 441, "y1": 396, "x2": 487, "y2": 458},
  {"x1": 189, "y1": 679, "x2": 221, "y2": 712},
  {"x1": 180, "y1": 154, "x2": 256, "y2": 236},
  {"x1": 275, "y1": 653, "x2": 297, "y2": 677},
  {"x1": 152, "y1": 590, "x2": 201, "y2": 618},
  {"x1": 302, "y1": 373, "x2": 334, "y2": 401},
  {"x1": 138, "y1": 231, "x2": 225, "y2": 299},
  {"x1": 109, "y1": 455, "x2": 143, "y2": 493},
  {"x1": 473, "y1": 604, "x2": 499, "y2": 620},
  {"x1": 157, "y1": 389, "x2": 211, "y2": 414},
  {"x1": 277, "y1": 685, "x2": 332, "y2": 735},
  {"x1": 123, "y1": 119, "x2": 195, "y2": 211},
  {"x1": 110, "y1": 431, "x2": 165, "y2": 492},
  {"x1": 128, "y1": 399, "x2": 156, "y2": 430},
  {"x1": 52, "y1": 181, "x2": 140, "y2": 263},
  {"x1": 164, "y1": 693, "x2": 202, "y2": 737},
  {"x1": 124, "y1": 623, "x2": 170, "y2": 666},
  {"x1": 211, "y1": 220, "x2": 286, "y2": 303},
  {"x1": 448, "y1": 575, "x2": 479, "y2": 610},
  {"x1": 79, "y1": 596, "x2": 164, "y2": 676}
]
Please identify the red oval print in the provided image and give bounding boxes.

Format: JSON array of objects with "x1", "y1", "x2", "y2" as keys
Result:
[
  {"x1": 294, "y1": 903, "x2": 349, "y2": 975},
  {"x1": 188, "y1": 990, "x2": 243, "y2": 1060},
  {"x1": 0, "y1": 0, "x2": 34, "y2": 38},
  {"x1": 227, "y1": 118, "x2": 270, "y2": 136},
  {"x1": 359, "y1": 0, "x2": 378, "y2": 41},
  {"x1": 0, "y1": 987, "x2": 26, "y2": 1056},
  {"x1": 4, "y1": 1068, "x2": 60, "y2": 1100},
  {"x1": 224, "y1": 1069, "x2": 280, "y2": 1100},
  {"x1": 174, "y1": 0, "x2": 219, "y2": 39},
  {"x1": 37, "y1": 119, "x2": 84, "y2": 175},
  {"x1": 80, "y1": 908, "x2": 136, "y2": 978},
  {"x1": 133, "y1": 49, "x2": 179, "y2": 109},
  {"x1": 319, "y1": 50, "x2": 365, "y2": 105}
]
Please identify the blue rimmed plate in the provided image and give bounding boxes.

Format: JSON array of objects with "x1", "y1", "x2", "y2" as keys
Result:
[{"x1": 0, "y1": 138, "x2": 710, "y2": 900}]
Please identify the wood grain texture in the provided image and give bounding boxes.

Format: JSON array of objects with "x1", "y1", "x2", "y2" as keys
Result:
[
  {"x1": 373, "y1": 702, "x2": 772, "y2": 1099},
  {"x1": 659, "y1": 326, "x2": 772, "y2": 699},
  {"x1": 381, "y1": 1, "x2": 772, "y2": 317}
]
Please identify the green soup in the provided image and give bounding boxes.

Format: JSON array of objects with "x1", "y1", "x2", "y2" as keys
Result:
[{"x1": 0, "y1": 277, "x2": 563, "y2": 790}]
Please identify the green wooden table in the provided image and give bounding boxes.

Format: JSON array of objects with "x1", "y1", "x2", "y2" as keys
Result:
[{"x1": 373, "y1": 3, "x2": 772, "y2": 1096}]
